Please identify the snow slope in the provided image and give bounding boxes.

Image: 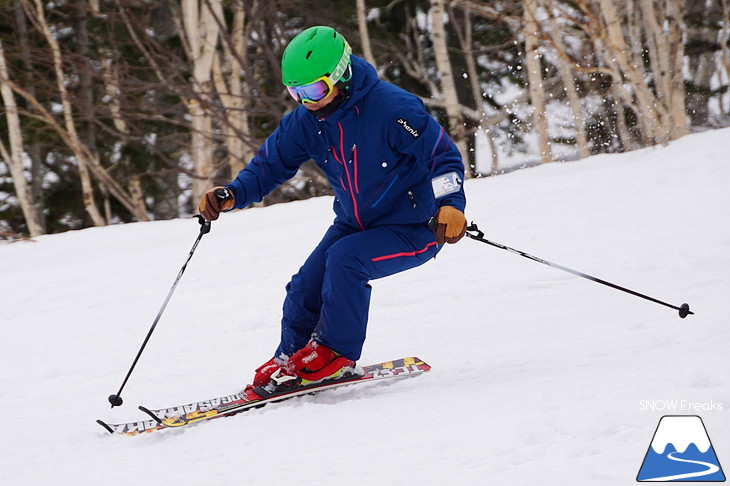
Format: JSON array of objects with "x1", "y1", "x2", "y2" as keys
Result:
[{"x1": 1, "y1": 128, "x2": 729, "y2": 485}]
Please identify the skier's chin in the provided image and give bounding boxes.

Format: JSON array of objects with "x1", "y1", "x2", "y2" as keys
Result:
[{"x1": 303, "y1": 100, "x2": 329, "y2": 111}]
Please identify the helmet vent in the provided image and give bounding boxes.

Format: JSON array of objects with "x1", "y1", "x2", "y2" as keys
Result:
[
  {"x1": 308, "y1": 31, "x2": 317, "y2": 41},
  {"x1": 306, "y1": 51, "x2": 312, "y2": 60}
]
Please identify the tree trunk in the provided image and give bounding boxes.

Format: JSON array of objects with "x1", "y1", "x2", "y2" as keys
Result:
[
  {"x1": 101, "y1": 57, "x2": 148, "y2": 218},
  {"x1": 722, "y1": 0, "x2": 730, "y2": 88},
  {"x1": 429, "y1": 0, "x2": 470, "y2": 174},
  {"x1": 575, "y1": 0, "x2": 654, "y2": 144},
  {"x1": 12, "y1": 0, "x2": 46, "y2": 231},
  {"x1": 180, "y1": 0, "x2": 222, "y2": 205},
  {"x1": 543, "y1": 0, "x2": 590, "y2": 159},
  {"x1": 448, "y1": 3, "x2": 501, "y2": 174},
  {"x1": 75, "y1": 0, "x2": 114, "y2": 220},
  {"x1": 639, "y1": 0, "x2": 688, "y2": 141},
  {"x1": 685, "y1": 0, "x2": 719, "y2": 125},
  {"x1": 523, "y1": 0, "x2": 553, "y2": 162},
  {"x1": 356, "y1": 0, "x2": 377, "y2": 67},
  {"x1": 21, "y1": 0, "x2": 150, "y2": 224},
  {"x1": 610, "y1": 84, "x2": 639, "y2": 151},
  {"x1": 0, "y1": 38, "x2": 45, "y2": 237},
  {"x1": 665, "y1": 0, "x2": 688, "y2": 139},
  {"x1": 597, "y1": 0, "x2": 666, "y2": 143},
  {"x1": 214, "y1": 2, "x2": 253, "y2": 180},
  {"x1": 28, "y1": 0, "x2": 106, "y2": 226}
]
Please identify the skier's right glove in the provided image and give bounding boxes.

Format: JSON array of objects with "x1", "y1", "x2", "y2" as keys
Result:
[{"x1": 199, "y1": 186, "x2": 234, "y2": 221}]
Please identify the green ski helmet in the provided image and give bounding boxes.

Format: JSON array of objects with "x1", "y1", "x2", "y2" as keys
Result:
[{"x1": 282, "y1": 26, "x2": 352, "y2": 102}]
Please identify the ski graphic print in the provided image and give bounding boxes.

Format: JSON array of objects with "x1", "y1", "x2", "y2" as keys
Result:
[{"x1": 98, "y1": 357, "x2": 430, "y2": 436}]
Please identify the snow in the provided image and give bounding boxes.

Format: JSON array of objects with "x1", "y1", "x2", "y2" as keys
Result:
[{"x1": 2, "y1": 128, "x2": 729, "y2": 485}]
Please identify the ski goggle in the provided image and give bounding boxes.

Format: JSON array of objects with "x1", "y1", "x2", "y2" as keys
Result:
[
  {"x1": 286, "y1": 74, "x2": 337, "y2": 103},
  {"x1": 285, "y1": 41, "x2": 352, "y2": 104}
]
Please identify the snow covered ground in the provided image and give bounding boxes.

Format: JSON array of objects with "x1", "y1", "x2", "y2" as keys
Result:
[{"x1": 1, "y1": 128, "x2": 729, "y2": 485}]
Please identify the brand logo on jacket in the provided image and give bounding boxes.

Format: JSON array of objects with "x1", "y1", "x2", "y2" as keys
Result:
[{"x1": 396, "y1": 118, "x2": 420, "y2": 138}]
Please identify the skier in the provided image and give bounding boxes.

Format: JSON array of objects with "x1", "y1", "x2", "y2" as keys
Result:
[{"x1": 199, "y1": 26, "x2": 466, "y2": 393}]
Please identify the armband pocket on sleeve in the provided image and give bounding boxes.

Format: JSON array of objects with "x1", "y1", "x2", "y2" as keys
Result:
[{"x1": 431, "y1": 171, "x2": 462, "y2": 199}]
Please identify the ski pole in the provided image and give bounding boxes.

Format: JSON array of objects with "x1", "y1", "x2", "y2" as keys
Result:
[
  {"x1": 107, "y1": 215, "x2": 212, "y2": 408},
  {"x1": 464, "y1": 223, "x2": 693, "y2": 319}
]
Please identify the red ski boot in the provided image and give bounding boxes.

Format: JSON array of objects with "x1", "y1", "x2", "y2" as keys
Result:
[{"x1": 256, "y1": 341, "x2": 357, "y2": 395}]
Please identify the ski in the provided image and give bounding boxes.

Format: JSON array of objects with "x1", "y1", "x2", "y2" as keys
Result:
[{"x1": 97, "y1": 357, "x2": 430, "y2": 436}]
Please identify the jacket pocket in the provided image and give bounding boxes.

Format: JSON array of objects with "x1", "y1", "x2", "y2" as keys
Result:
[{"x1": 407, "y1": 184, "x2": 436, "y2": 221}]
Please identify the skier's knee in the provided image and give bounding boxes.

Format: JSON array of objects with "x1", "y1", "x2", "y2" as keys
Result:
[{"x1": 325, "y1": 240, "x2": 366, "y2": 273}]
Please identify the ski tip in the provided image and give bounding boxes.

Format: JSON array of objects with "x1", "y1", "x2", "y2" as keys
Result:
[
  {"x1": 404, "y1": 357, "x2": 431, "y2": 371},
  {"x1": 138, "y1": 405, "x2": 162, "y2": 424},
  {"x1": 96, "y1": 419, "x2": 114, "y2": 434}
]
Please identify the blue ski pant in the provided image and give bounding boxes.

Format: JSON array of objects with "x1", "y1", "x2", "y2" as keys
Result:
[{"x1": 275, "y1": 221, "x2": 440, "y2": 361}]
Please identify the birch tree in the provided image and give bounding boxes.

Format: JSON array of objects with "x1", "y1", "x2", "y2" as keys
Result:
[
  {"x1": 21, "y1": 0, "x2": 149, "y2": 224},
  {"x1": 100, "y1": 56, "x2": 147, "y2": 218},
  {"x1": 11, "y1": 0, "x2": 45, "y2": 227},
  {"x1": 211, "y1": 1, "x2": 255, "y2": 179},
  {"x1": 26, "y1": 0, "x2": 105, "y2": 226},
  {"x1": 722, "y1": 0, "x2": 730, "y2": 86},
  {"x1": 447, "y1": 2, "x2": 514, "y2": 173},
  {"x1": 523, "y1": 0, "x2": 553, "y2": 162},
  {"x1": 542, "y1": 0, "x2": 590, "y2": 158},
  {"x1": 640, "y1": 0, "x2": 688, "y2": 140},
  {"x1": 177, "y1": 0, "x2": 223, "y2": 204},
  {"x1": 356, "y1": 0, "x2": 377, "y2": 67},
  {"x1": 0, "y1": 37, "x2": 45, "y2": 236},
  {"x1": 429, "y1": 0, "x2": 470, "y2": 173}
]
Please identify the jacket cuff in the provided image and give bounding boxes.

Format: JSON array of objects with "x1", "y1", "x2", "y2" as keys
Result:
[
  {"x1": 226, "y1": 182, "x2": 248, "y2": 209},
  {"x1": 438, "y1": 193, "x2": 466, "y2": 213}
]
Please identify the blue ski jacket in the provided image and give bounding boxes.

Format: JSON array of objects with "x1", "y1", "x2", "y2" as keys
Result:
[{"x1": 226, "y1": 55, "x2": 466, "y2": 229}]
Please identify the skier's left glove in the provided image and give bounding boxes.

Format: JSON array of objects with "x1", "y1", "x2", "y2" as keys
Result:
[
  {"x1": 434, "y1": 205, "x2": 466, "y2": 245},
  {"x1": 199, "y1": 186, "x2": 234, "y2": 221}
]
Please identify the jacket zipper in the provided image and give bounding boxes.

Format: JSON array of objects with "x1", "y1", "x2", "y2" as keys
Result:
[
  {"x1": 353, "y1": 144, "x2": 359, "y2": 194},
  {"x1": 335, "y1": 122, "x2": 364, "y2": 230}
]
